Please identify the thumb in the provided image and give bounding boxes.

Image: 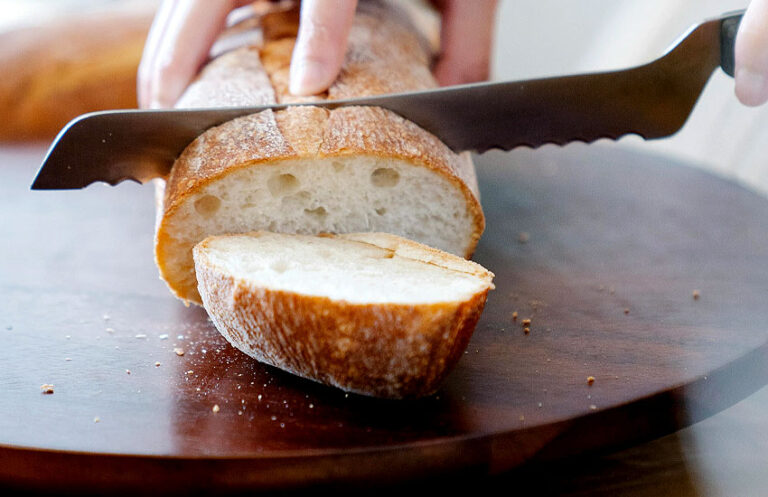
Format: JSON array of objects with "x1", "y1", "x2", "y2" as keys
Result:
[
  {"x1": 289, "y1": 0, "x2": 358, "y2": 96},
  {"x1": 735, "y1": 0, "x2": 768, "y2": 106}
]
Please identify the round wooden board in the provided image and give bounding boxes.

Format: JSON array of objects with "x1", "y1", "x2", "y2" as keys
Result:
[{"x1": 2, "y1": 143, "x2": 768, "y2": 493}]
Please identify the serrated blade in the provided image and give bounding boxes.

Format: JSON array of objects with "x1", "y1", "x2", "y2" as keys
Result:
[{"x1": 31, "y1": 10, "x2": 741, "y2": 190}]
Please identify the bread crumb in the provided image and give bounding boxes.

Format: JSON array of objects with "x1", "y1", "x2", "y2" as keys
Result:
[
  {"x1": 589, "y1": 404, "x2": 597, "y2": 411},
  {"x1": 623, "y1": 308, "x2": 630, "y2": 315},
  {"x1": 105, "y1": 327, "x2": 114, "y2": 333},
  {"x1": 155, "y1": 362, "x2": 161, "y2": 367},
  {"x1": 40, "y1": 384, "x2": 54, "y2": 394},
  {"x1": 517, "y1": 232, "x2": 530, "y2": 244},
  {"x1": 512, "y1": 311, "x2": 518, "y2": 321},
  {"x1": 212, "y1": 404, "x2": 220, "y2": 413},
  {"x1": 693, "y1": 290, "x2": 700, "y2": 300},
  {"x1": 174, "y1": 348, "x2": 185, "y2": 356},
  {"x1": 523, "y1": 327, "x2": 530, "y2": 334},
  {"x1": 126, "y1": 369, "x2": 131, "y2": 375},
  {"x1": 135, "y1": 334, "x2": 147, "y2": 339},
  {"x1": 587, "y1": 376, "x2": 595, "y2": 386},
  {"x1": 519, "y1": 415, "x2": 525, "y2": 422},
  {"x1": 522, "y1": 318, "x2": 531, "y2": 327},
  {"x1": 93, "y1": 417, "x2": 100, "y2": 423}
]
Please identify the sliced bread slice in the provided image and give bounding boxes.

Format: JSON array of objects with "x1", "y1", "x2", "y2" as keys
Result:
[{"x1": 193, "y1": 232, "x2": 494, "y2": 399}]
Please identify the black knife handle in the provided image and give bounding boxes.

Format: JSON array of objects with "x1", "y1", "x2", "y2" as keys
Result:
[{"x1": 720, "y1": 10, "x2": 744, "y2": 77}]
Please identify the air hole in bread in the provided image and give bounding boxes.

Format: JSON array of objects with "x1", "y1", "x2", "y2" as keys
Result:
[
  {"x1": 193, "y1": 195, "x2": 221, "y2": 219},
  {"x1": 332, "y1": 161, "x2": 345, "y2": 173},
  {"x1": 370, "y1": 168, "x2": 400, "y2": 188},
  {"x1": 304, "y1": 206, "x2": 328, "y2": 220},
  {"x1": 268, "y1": 173, "x2": 300, "y2": 197},
  {"x1": 375, "y1": 207, "x2": 387, "y2": 216}
]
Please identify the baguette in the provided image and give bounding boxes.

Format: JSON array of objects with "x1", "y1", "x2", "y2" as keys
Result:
[
  {"x1": 0, "y1": 4, "x2": 153, "y2": 141},
  {"x1": 194, "y1": 232, "x2": 494, "y2": 398},
  {"x1": 155, "y1": 0, "x2": 485, "y2": 305}
]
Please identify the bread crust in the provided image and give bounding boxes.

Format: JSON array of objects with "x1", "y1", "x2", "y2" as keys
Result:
[
  {"x1": 194, "y1": 232, "x2": 494, "y2": 398},
  {"x1": 156, "y1": 0, "x2": 485, "y2": 304}
]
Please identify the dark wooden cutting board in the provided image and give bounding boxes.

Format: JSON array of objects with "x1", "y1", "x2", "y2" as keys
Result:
[{"x1": 2, "y1": 143, "x2": 768, "y2": 494}]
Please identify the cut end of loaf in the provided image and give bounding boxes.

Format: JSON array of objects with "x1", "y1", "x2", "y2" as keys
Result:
[
  {"x1": 157, "y1": 149, "x2": 482, "y2": 304},
  {"x1": 193, "y1": 232, "x2": 494, "y2": 398}
]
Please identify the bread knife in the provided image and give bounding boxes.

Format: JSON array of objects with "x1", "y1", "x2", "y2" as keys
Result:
[{"x1": 31, "y1": 10, "x2": 742, "y2": 190}]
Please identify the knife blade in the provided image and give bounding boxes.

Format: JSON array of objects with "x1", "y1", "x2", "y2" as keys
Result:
[{"x1": 31, "y1": 10, "x2": 742, "y2": 190}]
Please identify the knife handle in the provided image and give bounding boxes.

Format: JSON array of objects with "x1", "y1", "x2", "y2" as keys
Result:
[{"x1": 720, "y1": 10, "x2": 744, "y2": 77}]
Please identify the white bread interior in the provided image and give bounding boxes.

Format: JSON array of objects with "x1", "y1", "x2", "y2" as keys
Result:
[
  {"x1": 194, "y1": 232, "x2": 494, "y2": 398},
  {"x1": 161, "y1": 154, "x2": 478, "y2": 303}
]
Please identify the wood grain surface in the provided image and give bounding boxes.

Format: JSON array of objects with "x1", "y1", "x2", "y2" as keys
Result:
[{"x1": 1, "y1": 143, "x2": 767, "y2": 494}]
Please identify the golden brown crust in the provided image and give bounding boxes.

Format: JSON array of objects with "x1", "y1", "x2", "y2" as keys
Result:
[
  {"x1": 0, "y1": 6, "x2": 153, "y2": 141},
  {"x1": 194, "y1": 232, "x2": 493, "y2": 398},
  {"x1": 156, "y1": 0, "x2": 485, "y2": 304}
]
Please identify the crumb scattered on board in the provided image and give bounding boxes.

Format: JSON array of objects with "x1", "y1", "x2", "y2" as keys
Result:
[
  {"x1": 693, "y1": 289, "x2": 700, "y2": 300},
  {"x1": 212, "y1": 404, "x2": 220, "y2": 414},
  {"x1": 517, "y1": 232, "x2": 530, "y2": 244},
  {"x1": 174, "y1": 348, "x2": 185, "y2": 356},
  {"x1": 40, "y1": 384, "x2": 54, "y2": 394},
  {"x1": 624, "y1": 308, "x2": 630, "y2": 315},
  {"x1": 587, "y1": 376, "x2": 595, "y2": 386}
]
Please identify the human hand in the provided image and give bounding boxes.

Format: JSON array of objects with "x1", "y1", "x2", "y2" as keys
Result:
[
  {"x1": 736, "y1": 0, "x2": 768, "y2": 106},
  {"x1": 290, "y1": 0, "x2": 498, "y2": 94},
  {"x1": 138, "y1": 0, "x2": 498, "y2": 109}
]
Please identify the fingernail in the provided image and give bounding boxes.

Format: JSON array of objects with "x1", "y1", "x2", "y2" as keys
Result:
[
  {"x1": 289, "y1": 58, "x2": 331, "y2": 96},
  {"x1": 736, "y1": 67, "x2": 768, "y2": 107}
]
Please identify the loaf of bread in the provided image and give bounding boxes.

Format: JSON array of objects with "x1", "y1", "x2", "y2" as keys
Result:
[
  {"x1": 194, "y1": 232, "x2": 494, "y2": 398},
  {"x1": 154, "y1": 0, "x2": 485, "y2": 305},
  {"x1": 0, "y1": 3, "x2": 153, "y2": 141}
]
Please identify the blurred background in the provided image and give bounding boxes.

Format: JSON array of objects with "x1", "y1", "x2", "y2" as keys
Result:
[{"x1": 494, "y1": 0, "x2": 768, "y2": 197}]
